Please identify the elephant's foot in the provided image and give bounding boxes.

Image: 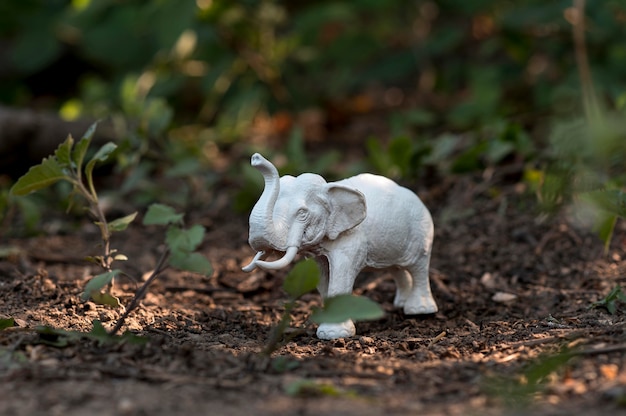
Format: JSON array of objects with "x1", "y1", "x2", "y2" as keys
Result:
[
  {"x1": 403, "y1": 295, "x2": 438, "y2": 315},
  {"x1": 393, "y1": 290, "x2": 409, "y2": 308},
  {"x1": 316, "y1": 320, "x2": 356, "y2": 340}
]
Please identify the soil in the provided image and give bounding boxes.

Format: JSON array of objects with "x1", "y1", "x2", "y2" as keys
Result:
[{"x1": 2, "y1": 153, "x2": 626, "y2": 416}]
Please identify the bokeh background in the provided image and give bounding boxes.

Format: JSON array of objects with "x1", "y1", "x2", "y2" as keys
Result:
[{"x1": 1, "y1": 0, "x2": 626, "y2": 236}]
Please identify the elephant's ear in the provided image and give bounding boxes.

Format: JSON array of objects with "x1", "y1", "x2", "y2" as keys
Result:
[{"x1": 325, "y1": 184, "x2": 366, "y2": 240}]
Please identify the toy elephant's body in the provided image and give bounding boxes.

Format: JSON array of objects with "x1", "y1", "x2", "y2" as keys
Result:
[{"x1": 243, "y1": 153, "x2": 437, "y2": 339}]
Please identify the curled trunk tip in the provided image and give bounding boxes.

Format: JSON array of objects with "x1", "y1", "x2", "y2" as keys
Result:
[
  {"x1": 242, "y1": 251, "x2": 266, "y2": 272},
  {"x1": 251, "y1": 153, "x2": 273, "y2": 169},
  {"x1": 253, "y1": 246, "x2": 298, "y2": 271}
]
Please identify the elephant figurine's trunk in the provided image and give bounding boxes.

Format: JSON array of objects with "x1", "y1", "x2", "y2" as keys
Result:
[
  {"x1": 243, "y1": 246, "x2": 298, "y2": 271},
  {"x1": 248, "y1": 153, "x2": 279, "y2": 243},
  {"x1": 245, "y1": 153, "x2": 281, "y2": 270}
]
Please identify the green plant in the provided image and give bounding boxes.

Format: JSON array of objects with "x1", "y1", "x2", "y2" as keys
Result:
[
  {"x1": 108, "y1": 202, "x2": 212, "y2": 336},
  {"x1": 279, "y1": 128, "x2": 341, "y2": 178},
  {"x1": 366, "y1": 135, "x2": 417, "y2": 179},
  {"x1": 285, "y1": 378, "x2": 357, "y2": 398},
  {"x1": 36, "y1": 320, "x2": 147, "y2": 347},
  {"x1": 484, "y1": 346, "x2": 576, "y2": 408},
  {"x1": 367, "y1": 118, "x2": 534, "y2": 181},
  {"x1": 9, "y1": 124, "x2": 211, "y2": 336},
  {"x1": 0, "y1": 318, "x2": 14, "y2": 331},
  {"x1": 589, "y1": 286, "x2": 626, "y2": 315},
  {"x1": 263, "y1": 258, "x2": 384, "y2": 355},
  {"x1": 4, "y1": 1, "x2": 626, "y2": 142},
  {"x1": 538, "y1": 0, "x2": 626, "y2": 251},
  {"x1": 11, "y1": 123, "x2": 130, "y2": 305}
]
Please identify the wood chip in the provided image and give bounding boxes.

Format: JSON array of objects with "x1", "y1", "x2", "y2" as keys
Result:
[{"x1": 492, "y1": 292, "x2": 517, "y2": 303}]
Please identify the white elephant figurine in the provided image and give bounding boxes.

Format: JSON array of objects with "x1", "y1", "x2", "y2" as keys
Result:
[{"x1": 242, "y1": 153, "x2": 437, "y2": 339}]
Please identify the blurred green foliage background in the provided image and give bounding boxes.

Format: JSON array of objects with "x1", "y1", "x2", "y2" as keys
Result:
[
  {"x1": 3, "y1": 0, "x2": 625, "y2": 136},
  {"x1": 2, "y1": 0, "x2": 626, "y2": 240}
]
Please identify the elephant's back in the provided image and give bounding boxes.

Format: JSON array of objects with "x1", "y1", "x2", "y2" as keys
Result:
[
  {"x1": 338, "y1": 174, "x2": 425, "y2": 212},
  {"x1": 338, "y1": 174, "x2": 433, "y2": 266}
]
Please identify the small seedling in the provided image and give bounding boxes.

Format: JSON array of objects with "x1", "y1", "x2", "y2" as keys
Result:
[
  {"x1": 262, "y1": 259, "x2": 319, "y2": 355},
  {"x1": 590, "y1": 285, "x2": 626, "y2": 315},
  {"x1": 263, "y1": 258, "x2": 384, "y2": 355},
  {"x1": 10, "y1": 122, "x2": 131, "y2": 306},
  {"x1": 9, "y1": 124, "x2": 212, "y2": 337},
  {"x1": 36, "y1": 320, "x2": 147, "y2": 347},
  {"x1": 108, "y1": 202, "x2": 212, "y2": 336},
  {"x1": 483, "y1": 346, "x2": 575, "y2": 408}
]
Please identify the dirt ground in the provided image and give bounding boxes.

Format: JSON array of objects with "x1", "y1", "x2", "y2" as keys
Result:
[{"x1": 2, "y1": 154, "x2": 626, "y2": 416}]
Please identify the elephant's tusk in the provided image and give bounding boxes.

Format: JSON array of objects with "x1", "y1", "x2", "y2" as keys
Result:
[
  {"x1": 242, "y1": 251, "x2": 266, "y2": 272},
  {"x1": 254, "y1": 246, "x2": 298, "y2": 270}
]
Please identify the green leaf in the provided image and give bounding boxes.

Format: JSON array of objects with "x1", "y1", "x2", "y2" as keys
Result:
[
  {"x1": 311, "y1": 294, "x2": 384, "y2": 324},
  {"x1": 271, "y1": 356, "x2": 300, "y2": 373},
  {"x1": 607, "y1": 301, "x2": 617, "y2": 315},
  {"x1": 89, "y1": 320, "x2": 109, "y2": 337},
  {"x1": 285, "y1": 379, "x2": 344, "y2": 397},
  {"x1": 590, "y1": 286, "x2": 626, "y2": 314},
  {"x1": 388, "y1": 135, "x2": 413, "y2": 174},
  {"x1": 54, "y1": 135, "x2": 74, "y2": 168},
  {"x1": 166, "y1": 224, "x2": 205, "y2": 253},
  {"x1": 89, "y1": 141, "x2": 117, "y2": 164},
  {"x1": 585, "y1": 190, "x2": 626, "y2": 217},
  {"x1": 35, "y1": 325, "x2": 71, "y2": 347},
  {"x1": 72, "y1": 123, "x2": 98, "y2": 170},
  {"x1": 84, "y1": 255, "x2": 103, "y2": 265},
  {"x1": 524, "y1": 347, "x2": 575, "y2": 386},
  {"x1": 595, "y1": 213, "x2": 617, "y2": 254},
  {"x1": 366, "y1": 136, "x2": 389, "y2": 174},
  {"x1": 80, "y1": 270, "x2": 121, "y2": 301},
  {"x1": 90, "y1": 292, "x2": 122, "y2": 308},
  {"x1": 108, "y1": 212, "x2": 138, "y2": 232},
  {"x1": 118, "y1": 330, "x2": 149, "y2": 345},
  {"x1": 10, "y1": 24, "x2": 61, "y2": 73},
  {"x1": 36, "y1": 320, "x2": 147, "y2": 347},
  {"x1": 486, "y1": 139, "x2": 515, "y2": 164},
  {"x1": 283, "y1": 258, "x2": 320, "y2": 299},
  {"x1": 0, "y1": 318, "x2": 15, "y2": 330},
  {"x1": 170, "y1": 251, "x2": 212, "y2": 275},
  {"x1": 10, "y1": 157, "x2": 68, "y2": 196},
  {"x1": 85, "y1": 142, "x2": 117, "y2": 179},
  {"x1": 143, "y1": 203, "x2": 184, "y2": 225}
]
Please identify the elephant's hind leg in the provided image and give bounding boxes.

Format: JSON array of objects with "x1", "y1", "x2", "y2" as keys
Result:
[
  {"x1": 403, "y1": 261, "x2": 437, "y2": 315},
  {"x1": 391, "y1": 268, "x2": 412, "y2": 308}
]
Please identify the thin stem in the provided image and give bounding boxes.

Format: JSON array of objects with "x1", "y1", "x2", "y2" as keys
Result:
[
  {"x1": 71, "y1": 175, "x2": 112, "y2": 269},
  {"x1": 109, "y1": 248, "x2": 171, "y2": 336},
  {"x1": 572, "y1": 0, "x2": 600, "y2": 121},
  {"x1": 261, "y1": 301, "x2": 294, "y2": 356}
]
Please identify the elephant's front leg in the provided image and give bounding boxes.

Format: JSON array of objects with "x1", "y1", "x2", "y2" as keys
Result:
[{"x1": 316, "y1": 254, "x2": 361, "y2": 340}]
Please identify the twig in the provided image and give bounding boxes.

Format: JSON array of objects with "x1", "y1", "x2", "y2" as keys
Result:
[
  {"x1": 574, "y1": 343, "x2": 626, "y2": 356},
  {"x1": 505, "y1": 332, "x2": 582, "y2": 348},
  {"x1": 428, "y1": 331, "x2": 447, "y2": 348},
  {"x1": 109, "y1": 248, "x2": 170, "y2": 336}
]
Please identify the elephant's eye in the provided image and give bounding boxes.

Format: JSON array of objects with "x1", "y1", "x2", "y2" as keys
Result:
[{"x1": 297, "y1": 208, "x2": 309, "y2": 221}]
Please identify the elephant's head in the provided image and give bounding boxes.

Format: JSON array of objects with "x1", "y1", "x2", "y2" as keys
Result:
[{"x1": 242, "y1": 153, "x2": 366, "y2": 272}]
